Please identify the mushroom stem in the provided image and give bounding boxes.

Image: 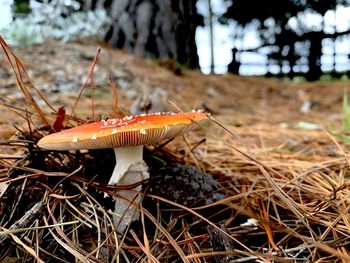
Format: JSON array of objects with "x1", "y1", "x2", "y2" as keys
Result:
[
  {"x1": 109, "y1": 146, "x2": 145, "y2": 185},
  {"x1": 109, "y1": 146, "x2": 149, "y2": 233}
]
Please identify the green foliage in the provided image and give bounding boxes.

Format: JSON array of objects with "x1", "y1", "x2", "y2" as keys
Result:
[
  {"x1": 1, "y1": 0, "x2": 109, "y2": 47},
  {"x1": 333, "y1": 133, "x2": 350, "y2": 144},
  {"x1": 332, "y1": 88, "x2": 350, "y2": 145},
  {"x1": 149, "y1": 155, "x2": 167, "y2": 165},
  {"x1": 4, "y1": 19, "x2": 43, "y2": 46},
  {"x1": 342, "y1": 89, "x2": 350, "y2": 131},
  {"x1": 13, "y1": 0, "x2": 30, "y2": 13}
]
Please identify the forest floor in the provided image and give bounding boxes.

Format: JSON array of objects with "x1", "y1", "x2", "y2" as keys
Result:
[{"x1": 1, "y1": 38, "x2": 350, "y2": 262}]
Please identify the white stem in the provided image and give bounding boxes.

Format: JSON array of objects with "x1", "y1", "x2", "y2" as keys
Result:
[
  {"x1": 108, "y1": 146, "x2": 145, "y2": 185},
  {"x1": 108, "y1": 146, "x2": 149, "y2": 234}
]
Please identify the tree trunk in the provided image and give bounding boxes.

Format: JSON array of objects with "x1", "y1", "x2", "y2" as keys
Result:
[
  {"x1": 86, "y1": 0, "x2": 202, "y2": 69},
  {"x1": 208, "y1": 0, "x2": 215, "y2": 73},
  {"x1": 307, "y1": 32, "x2": 323, "y2": 81}
]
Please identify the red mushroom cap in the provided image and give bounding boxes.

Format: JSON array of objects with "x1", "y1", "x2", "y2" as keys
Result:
[{"x1": 37, "y1": 111, "x2": 208, "y2": 150}]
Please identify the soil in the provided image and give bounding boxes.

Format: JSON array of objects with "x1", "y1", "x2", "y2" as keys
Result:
[{"x1": 0, "y1": 39, "x2": 347, "y2": 136}]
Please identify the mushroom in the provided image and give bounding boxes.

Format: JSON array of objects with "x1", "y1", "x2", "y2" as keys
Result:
[{"x1": 38, "y1": 111, "x2": 208, "y2": 233}]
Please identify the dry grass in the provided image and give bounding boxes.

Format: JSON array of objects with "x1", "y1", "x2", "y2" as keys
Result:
[{"x1": 1, "y1": 36, "x2": 350, "y2": 262}]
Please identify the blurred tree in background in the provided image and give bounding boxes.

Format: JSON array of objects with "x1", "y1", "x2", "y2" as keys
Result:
[
  {"x1": 8, "y1": 0, "x2": 202, "y2": 69},
  {"x1": 84, "y1": 0, "x2": 203, "y2": 69},
  {"x1": 8, "y1": 0, "x2": 350, "y2": 79},
  {"x1": 222, "y1": 0, "x2": 350, "y2": 80}
]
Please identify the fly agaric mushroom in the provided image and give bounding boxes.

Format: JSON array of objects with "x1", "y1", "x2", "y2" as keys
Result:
[{"x1": 38, "y1": 111, "x2": 208, "y2": 233}]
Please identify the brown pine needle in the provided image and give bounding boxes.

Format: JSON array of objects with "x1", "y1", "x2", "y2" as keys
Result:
[{"x1": 71, "y1": 47, "x2": 101, "y2": 119}]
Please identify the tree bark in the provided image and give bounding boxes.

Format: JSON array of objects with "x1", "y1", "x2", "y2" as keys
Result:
[
  {"x1": 87, "y1": 0, "x2": 202, "y2": 69},
  {"x1": 307, "y1": 32, "x2": 323, "y2": 81}
]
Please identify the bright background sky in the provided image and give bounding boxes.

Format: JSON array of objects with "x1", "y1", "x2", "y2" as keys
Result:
[
  {"x1": 0, "y1": 0, "x2": 14, "y2": 30},
  {"x1": 196, "y1": 0, "x2": 234, "y2": 74},
  {"x1": 196, "y1": 0, "x2": 350, "y2": 75}
]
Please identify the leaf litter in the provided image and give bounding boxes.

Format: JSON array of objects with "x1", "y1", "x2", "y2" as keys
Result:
[{"x1": 0, "y1": 37, "x2": 350, "y2": 262}]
